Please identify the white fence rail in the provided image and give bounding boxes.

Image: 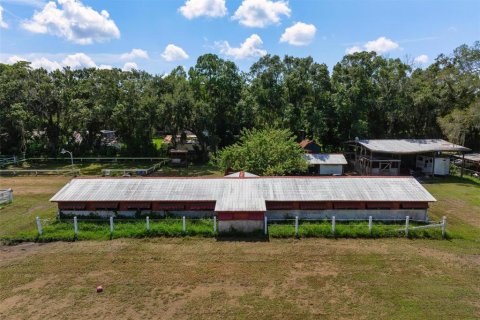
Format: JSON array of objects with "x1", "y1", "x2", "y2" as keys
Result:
[
  {"x1": 0, "y1": 169, "x2": 80, "y2": 176},
  {"x1": 0, "y1": 188, "x2": 13, "y2": 204},
  {"x1": 101, "y1": 160, "x2": 168, "y2": 177}
]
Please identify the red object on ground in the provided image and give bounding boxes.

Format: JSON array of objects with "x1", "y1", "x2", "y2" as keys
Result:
[{"x1": 96, "y1": 286, "x2": 103, "y2": 293}]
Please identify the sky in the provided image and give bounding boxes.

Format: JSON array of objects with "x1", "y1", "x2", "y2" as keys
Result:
[{"x1": 0, "y1": 0, "x2": 479, "y2": 74}]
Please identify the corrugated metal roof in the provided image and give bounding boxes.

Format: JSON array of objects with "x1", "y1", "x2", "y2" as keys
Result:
[
  {"x1": 51, "y1": 177, "x2": 436, "y2": 211},
  {"x1": 304, "y1": 154, "x2": 347, "y2": 165},
  {"x1": 357, "y1": 139, "x2": 470, "y2": 154},
  {"x1": 457, "y1": 153, "x2": 480, "y2": 162}
]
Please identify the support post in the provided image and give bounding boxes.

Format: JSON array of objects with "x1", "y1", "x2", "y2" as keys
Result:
[
  {"x1": 442, "y1": 216, "x2": 447, "y2": 238},
  {"x1": 264, "y1": 215, "x2": 268, "y2": 235},
  {"x1": 36, "y1": 216, "x2": 42, "y2": 235},
  {"x1": 295, "y1": 216, "x2": 299, "y2": 237},
  {"x1": 182, "y1": 216, "x2": 186, "y2": 233},
  {"x1": 431, "y1": 152, "x2": 436, "y2": 177},
  {"x1": 331, "y1": 216, "x2": 336, "y2": 235},
  {"x1": 213, "y1": 216, "x2": 217, "y2": 234},
  {"x1": 405, "y1": 216, "x2": 410, "y2": 237},
  {"x1": 109, "y1": 216, "x2": 114, "y2": 234},
  {"x1": 146, "y1": 216, "x2": 150, "y2": 231},
  {"x1": 461, "y1": 153, "x2": 465, "y2": 177},
  {"x1": 368, "y1": 216, "x2": 373, "y2": 233},
  {"x1": 73, "y1": 216, "x2": 78, "y2": 235}
]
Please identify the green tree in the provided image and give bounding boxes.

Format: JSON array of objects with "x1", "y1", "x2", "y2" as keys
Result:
[{"x1": 217, "y1": 128, "x2": 308, "y2": 175}]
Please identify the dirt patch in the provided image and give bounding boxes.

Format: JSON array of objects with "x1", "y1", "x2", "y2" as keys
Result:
[{"x1": 0, "y1": 176, "x2": 70, "y2": 196}]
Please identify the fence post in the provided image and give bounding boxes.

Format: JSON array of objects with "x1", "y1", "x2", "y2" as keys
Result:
[
  {"x1": 264, "y1": 215, "x2": 268, "y2": 235},
  {"x1": 442, "y1": 216, "x2": 447, "y2": 238},
  {"x1": 213, "y1": 216, "x2": 217, "y2": 234},
  {"x1": 8, "y1": 188, "x2": 13, "y2": 203},
  {"x1": 146, "y1": 216, "x2": 150, "y2": 231},
  {"x1": 331, "y1": 216, "x2": 336, "y2": 235},
  {"x1": 73, "y1": 216, "x2": 78, "y2": 235},
  {"x1": 110, "y1": 216, "x2": 114, "y2": 234},
  {"x1": 294, "y1": 216, "x2": 299, "y2": 237},
  {"x1": 36, "y1": 216, "x2": 43, "y2": 235},
  {"x1": 368, "y1": 216, "x2": 373, "y2": 234},
  {"x1": 182, "y1": 216, "x2": 186, "y2": 233},
  {"x1": 405, "y1": 216, "x2": 410, "y2": 237}
]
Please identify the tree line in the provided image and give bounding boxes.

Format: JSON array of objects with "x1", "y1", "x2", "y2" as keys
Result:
[{"x1": 1, "y1": 41, "x2": 479, "y2": 159}]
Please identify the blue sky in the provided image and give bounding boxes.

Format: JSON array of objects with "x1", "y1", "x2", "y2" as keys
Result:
[{"x1": 0, "y1": 0, "x2": 479, "y2": 74}]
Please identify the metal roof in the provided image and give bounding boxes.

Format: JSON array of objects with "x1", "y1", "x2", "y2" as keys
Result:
[
  {"x1": 457, "y1": 153, "x2": 480, "y2": 163},
  {"x1": 51, "y1": 177, "x2": 436, "y2": 211},
  {"x1": 304, "y1": 154, "x2": 347, "y2": 165},
  {"x1": 357, "y1": 139, "x2": 470, "y2": 154}
]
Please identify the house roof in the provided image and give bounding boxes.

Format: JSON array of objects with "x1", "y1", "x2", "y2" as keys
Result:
[
  {"x1": 51, "y1": 176, "x2": 436, "y2": 212},
  {"x1": 356, "y1": 139, "x2": 470, "y2": 154},
  {"x1": 299, "y1": 139, "x2": 319, "y2": 149},
  {"x1": 304, "y1": 154, "x2": 347, "y2": 165}
]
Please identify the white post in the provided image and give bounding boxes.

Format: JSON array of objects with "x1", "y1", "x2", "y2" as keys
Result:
[
  {"x1": 442, "y1": 216, "x2": 447, "y2": 238},
  {"x1": 213, "y1": 216, "x2": 217, "y2": 234},
  {"x1": 36, "y1": 216, "x2": 43, "y2": 235},
  {"x1": 8, "y1": 188, "x2": 13, "y2": 203},
  {"x1": 368, "y1": 216, "x2": 373, "y2": 233},
  {"x1": 405, "y1": 216, "x2": 410, "y2": 236},
  {"x1": 146, "y1": 216, "x2": 150, "y2": 231},
  {"x1": 110, "y1": 216, "x2": 114, "y2": 233},
  {"x1": 331, "y1": 216, "x2": 336, "y2": 234},
  {"x1": 182, "y1": 216, "x2": 186, "y2": 233},
  {"x1": 295, "y1": 216, "x2": 299, "y2": 236},
  {"x1": 73, "y1": 216, "x2": 78, "y2": 235},
  {"x1": 264, "y1": 215, "x2": 268, "y2": 235}
]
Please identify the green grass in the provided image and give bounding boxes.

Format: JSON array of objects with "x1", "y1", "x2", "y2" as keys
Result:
[{"x1": 154, "y1": 164, "x2": 224, "y2": 177}]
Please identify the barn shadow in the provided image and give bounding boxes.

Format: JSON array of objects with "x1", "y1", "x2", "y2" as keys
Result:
[{"x1": 215, "y1": 234, "x2": 269, "y2": 242}]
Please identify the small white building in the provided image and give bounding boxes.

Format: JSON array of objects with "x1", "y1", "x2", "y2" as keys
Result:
[{"x1": 304, "y1": 154, "x2": 347, "y2": 175}]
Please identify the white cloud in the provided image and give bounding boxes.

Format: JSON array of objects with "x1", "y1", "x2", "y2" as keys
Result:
[
  {"x1": 22, "y1": 0, "x2": 120, "y2": 45},
  {"x1": 414, "y1": 54, "x2": 429, "y2": 64},
  {"x1": 0, "y1": 5, "x2": 9, "y2": 29},
  {"x1": 280, "y1": 22, "x2": 316, "y2": 46},
  {"x1": 62, "y1": 53, "x2": 96, "y2": 69},
  {"x1": 98, "y1": 64, "x2": 112, "y2": 70},
  {"x1": 232, "y1": 0, "x2": 290, "y2": 28},
  {"x1": 346, "y1": 36, "x2": 399, "y2": 54},
  {"x1": 345, "y1": 46, "x2": 362, "y2": 55},
  {"x1": 218, "y1": 34, "x2": 266, "y2": 59},
  {"x1": 31, "y1": 57, "x2": 62, "y2": 71},
  {"x1": 7, "y1": 55, "x2": 27, "y2": 64},
  {"x1": 120, "y1": 48, "x2": 149, "y2": 61},
  {"x1": 161, "y1": 44, "x2": 189, "y2": 62},
  {"x1": 122, "y1": 62, "x2": 137, "y2": 72},
  {"x1": 179, "y1": 0, "x2": 227, "y2": 19}
]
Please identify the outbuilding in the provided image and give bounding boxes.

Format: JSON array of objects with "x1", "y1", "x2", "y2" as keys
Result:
[
  {"x1": 51, "y1": 175, "x2": 436, "y2": 232},
  {"x1": 350, "y1": 139, "x2": 470, "y2": 176},
  {"x1": 304, "y1": 154, "x2": 347, "y2": 175}
]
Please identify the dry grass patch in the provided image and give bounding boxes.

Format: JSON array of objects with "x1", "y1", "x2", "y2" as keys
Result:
[{"x1": 0, "y1": 238, "x2": 479, "y2": 319}]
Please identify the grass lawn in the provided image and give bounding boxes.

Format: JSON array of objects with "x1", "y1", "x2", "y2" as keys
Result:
[
  {"x1": 0, "y1": 175, "x2": 478, "y2": 319},
  {"x1": 154, "y1": 164, "x2": 224, "y2": 177}
]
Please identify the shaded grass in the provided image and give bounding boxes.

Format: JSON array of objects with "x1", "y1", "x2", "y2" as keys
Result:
[{"x1": 268, "y1": 221, "x2": 445, "y2": 239}]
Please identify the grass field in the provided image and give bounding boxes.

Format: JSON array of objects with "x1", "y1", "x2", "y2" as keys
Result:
[{"x1": 0, "y1": 175, "x2": 479, "y2": 319}]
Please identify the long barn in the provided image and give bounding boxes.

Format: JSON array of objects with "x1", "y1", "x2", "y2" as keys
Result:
[{"x1": 50, "y1": 175, "x2": 436, "y2": 232}]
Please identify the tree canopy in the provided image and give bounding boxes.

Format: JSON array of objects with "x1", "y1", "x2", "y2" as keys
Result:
[
  {"x1": 0, "y1": 41, "x2": 479, "y2": 158},
  {"x1": 217, "y1": 128, "x2": 308, "y2": 176}
]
